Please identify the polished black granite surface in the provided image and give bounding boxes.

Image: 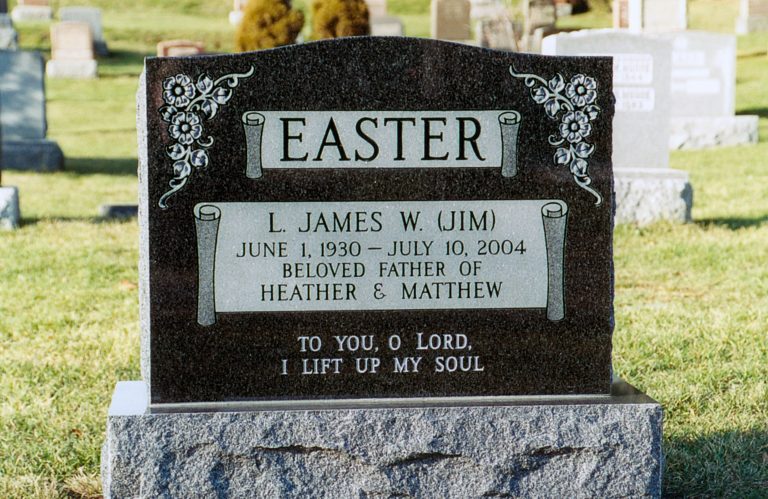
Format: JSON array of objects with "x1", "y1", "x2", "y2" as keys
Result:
[{"x1": 141, "y1": 37, "x2": 615, "y2": 405}]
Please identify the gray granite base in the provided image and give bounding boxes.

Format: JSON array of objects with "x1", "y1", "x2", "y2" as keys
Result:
[
  {"x1": 2, "y1": 139, "x2": 63, "y2": 171},
  {"x1": 10, "y1": 5, "x2": 52, "y2": 22},
  {"x1": 669, "y1": 115, "x2": 759, "y2": 150},
  {"x1": 614, "y1": 168, "x2": 693, "y2": 225},
  {"x1": 102, "y1": 380, "x2": 663, "y2": 498},
  {"x1": 0, "y1": 186, "x2": 20, "y2": 230},
  {"x1": 46, "y1": 59, "x2": 98, "y2": 79}
]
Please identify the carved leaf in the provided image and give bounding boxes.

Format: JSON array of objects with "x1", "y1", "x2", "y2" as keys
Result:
[
  {"x1": 571, "y1": 158, "x2": 588, "y2": 176},
  {"x1": 160, "y1": 105, "x2": 178, "y2": 122},
  {"x1": 201, "y1": 99, "x2": 219, "y2": 119},
  {"x1": 532, "y1": 86, "x2": 548, "y2": 104},
  {"x1": 548, "y1": 74, "x2": 564, "y2": 92},
  {"x1": 196, "y1": 74, "x2": 214, "y2": 93},
  {"x1": 212, "y1": 87, "x2": 232, "y2": 104},
  {"x1": 574, "y1": 142, "x2": 595, "y2": 159},
  {"x1": 172, "y1": 160, "x2": 191, "y2": 178},
  {"x1": 190, "y1": 149, "x2": 209, "y2": 168},
  {"x1": 544, "y1": 99, "x2": 561, "y2": 119},
  {"x1": 168, "y1": 143, "x2": 187, "y2": 160},
  {"x1": 555, "y1": 147, "x2": 571, "y2": 165}
]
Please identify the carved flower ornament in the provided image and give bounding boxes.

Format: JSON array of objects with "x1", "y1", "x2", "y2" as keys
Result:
[
  {"x1": 510, "y1": 67, "x2": 603, "y2": 205},
  {"x1": 559, "y1": 110, "x2": 592, "y2": 144},
  {"x1": 162, "y1": 75, "x2": 196, "y2": 108},
  {"x1": 566, "y1": 74, "x2": 598, "y2": 108},
  {"x1": 169, "y1": 112, "x2": 203, "y2": 145},
  {"x1": 158, "y1": 67, "x2": 255, "y2": 209}
]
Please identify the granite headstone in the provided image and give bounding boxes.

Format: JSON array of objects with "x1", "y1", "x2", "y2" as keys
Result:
[
  {"x1": 469, "y1": 0, "x2": 507, "y2": 20},
  {"x1": 142, "y1": 39, "x2": 615, "y2": 405},
  {"x1": 102, "y1": 37, "x2": 662, "y2": 497},
  {"x1": 365, "y1": 0, "x2": 403, "y2": 36},
  {"x1": 11, "y1": 0, "x2": 52, "y2": 22},
  {"x1": 0, "y1": 0, "x2": 7, "y2": 14},
  {"x1": 0, "y1": 51, "x2": 45, "y2": 140},
  {"x1": 60, "y1": 7, "x2": 109, "y2": 56},
  {"x1": 46, "y1": 21, "x2": 98, "y2": 79},
  {"x1": 613, "y1": 0, "x2": 630, "y2": 28},
  {"x1": 616, "y1": 0, "x2": 687, "y2": 31},
  {"x1": 431, "y1": 0, "x2": 472, "y2": 41},
  {"x1": 0, "y1": 180, "x2": 20, "y2": 228},
  {"x1": 545, "y1": 30, "x2": 669, "y2": 169},
  {"x1": 543, "y1": 30, "x2": 693, "y2": 224},
  {"x1": 156, "y1": 39, "x2": 205, "y2": 57},
  {"x1": 0, "y1": 13, "x2": 18, "y2": 50},
  {"x1": 736, "y1": 0, "x2": 768, "y2": 33},
  {"x1": 667, "y1": 32, "x2": 735, "y2": 118},
  {"x1": 365, "y1": 0, "x2": 387, "y2": 18},
  {"x1": 524, "y1": 0, "x2": 557, "y2": 32},
  {"x1": 478, "y1": 16, "x2": 517, "y2": 50},
  {"x1": 0, "y1": 97, "x2": 17, "y2": 230},
  {"x1": 0, "y1": 50, "x2": 63, "y2": 170},
  {"x1": 370, "y1": 16, "x2": 404, "y2": 36},
  {"x1": 556, "y1": 0, "x2": 573, "y2": 18},
  {"x1": 635, "y1": 0, "x2": 687, "y2": 32},
  {"x1": 522, "y1": 0, "x2": 558, "y2": 52},
  {"x1": 0, "y1": 185, "x2": 21, "y2": 229},
  {"x1": 660, "y1": 31, "x2": 758, "y2": 150}
]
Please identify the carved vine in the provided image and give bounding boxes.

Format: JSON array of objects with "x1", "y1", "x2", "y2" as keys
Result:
[
  {"x1": 510, "y1": 66, "x2": 603, "y2": 205},
  {"x1": 158, "y1": 67, "x2": 255, "y2": 208}
]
